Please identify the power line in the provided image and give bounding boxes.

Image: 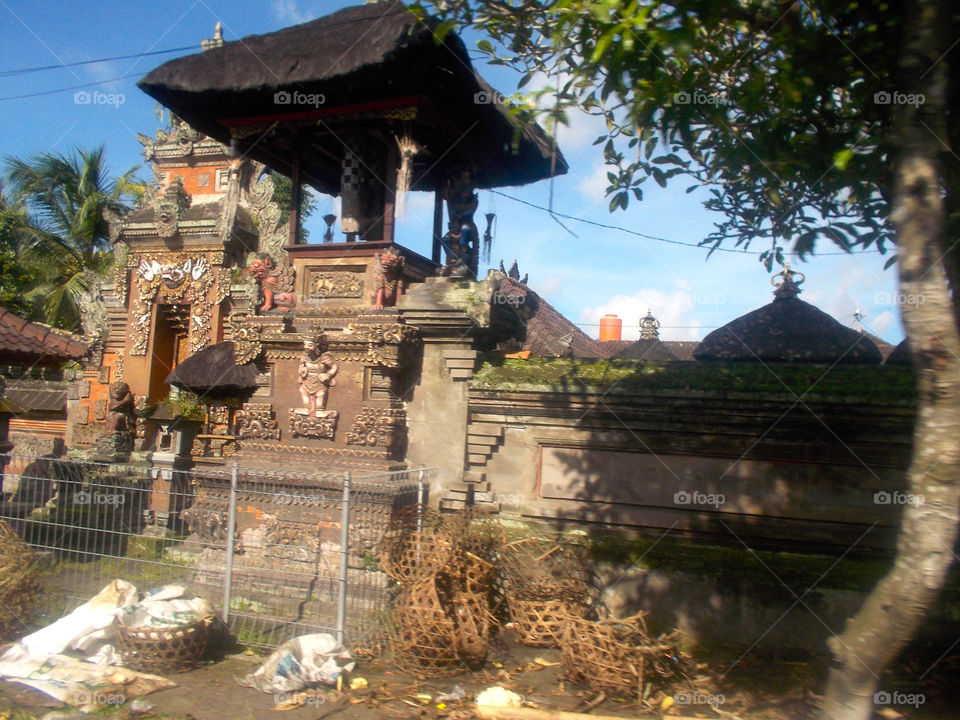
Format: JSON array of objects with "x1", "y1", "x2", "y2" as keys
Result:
[
  {"x1": 489, "y1": 189, "x2": 884, "y2": 257},
  {"x1": 0, "y1": 73, "x2": 143, "y2": 102},
  {"x1": 0, "y1": 46, "x2": 195, "y2": 79}
]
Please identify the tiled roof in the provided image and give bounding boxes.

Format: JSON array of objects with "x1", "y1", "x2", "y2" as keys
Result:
[
  {"x1": 0, "y1": 307, "x2": 87, "y2": 366},
  {"x1": 2, "y1": 380, "x2": 68, "y2": 412}
]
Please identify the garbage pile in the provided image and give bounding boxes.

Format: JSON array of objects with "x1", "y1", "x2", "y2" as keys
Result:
[
  {"x1": 379, "y1": 507, "x2": 505, "y2": 677},
  {"x1": 0, "y1": 580, "x2": 213, "y2": 711}
]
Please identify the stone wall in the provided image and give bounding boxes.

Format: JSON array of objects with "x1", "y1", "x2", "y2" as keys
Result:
[{"x1": 453, "y1": 359, "x2": 915, "y2": 555}]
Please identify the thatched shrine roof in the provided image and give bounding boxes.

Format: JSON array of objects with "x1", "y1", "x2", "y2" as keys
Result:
[
  {"x1": 138, "y1": 1, "x2": 567, "y2": 193},
  {"x1": 694, "y1": 295, "x2": 882, "y2": 364},
  {"x1": 165, "y1": 342, "x2": 258, "y2": 396}
]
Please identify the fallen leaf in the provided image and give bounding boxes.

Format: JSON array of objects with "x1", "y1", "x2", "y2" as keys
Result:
[
  {"x1": 534, "y1": 657, "x2": 560, "y2": 667},
  {"x1": 660, "y1": 695, "x2": 674, "y2": 711}
]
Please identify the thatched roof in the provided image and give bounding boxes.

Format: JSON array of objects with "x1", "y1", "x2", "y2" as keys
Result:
[
  {"x1": 165, "y1": 342, "x2": 258, "y2": 396},
  {"x1": 138, "y1": 1, "x2": 566, "y2": 193},
  {"x1": 694, "y1": 295, "x2": 882, "y2": 364},
  {"x1": 886, "y1": 338, "x2": 912, "y2": 365},
  {"x1": 0, "y1": 307, "x2": 87, "y2": 367}
]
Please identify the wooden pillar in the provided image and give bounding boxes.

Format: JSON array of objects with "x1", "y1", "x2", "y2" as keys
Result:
[
  {"x1": 382, "y1": 140, "x2": 399, "y2": 244},
  {"x1": 288, "y1": 131, "x2": 302, "y2": 246},
  {"x1": 432, "y1": 191, "x2": 444, "y2": 264}
]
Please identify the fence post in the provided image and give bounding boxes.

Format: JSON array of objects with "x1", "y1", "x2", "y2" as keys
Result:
[
  {"x1": 416, "y1": 469, "x2": 425, "y2": 536},
  {"x1": 222, "y1": 461, "x2": 238, "y2": 623},
  {"x1": 336, "y1": 470, "x2": 351, "y2": 646}
]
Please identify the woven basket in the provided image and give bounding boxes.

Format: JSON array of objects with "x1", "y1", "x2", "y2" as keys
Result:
[
  {"x1": 561, "y1": 613, "x2": 658, "y2": 696},
  {"x1": 114, "y1": 617, "x2": 210, "y2": 673},
  {"x1": 509, "y1": 598, "x2": 585, "y2": 648}
]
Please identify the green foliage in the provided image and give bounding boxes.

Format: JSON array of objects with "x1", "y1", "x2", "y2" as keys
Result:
[
  {"x1": 164, "y1": 390, "x2": 207, "y2": 421},
  {"x1": 3, "y1": 146, "x2": 140, "y2": 330},
  {"x1": 270, "y1": 171, "x2": 318, "y2": 242},
  {"x1": 414, "y1": 0, "x2": 949, "y2": 271}
]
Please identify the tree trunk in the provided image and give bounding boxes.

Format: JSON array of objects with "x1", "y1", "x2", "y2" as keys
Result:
[{"x1": 820, "y1": 1, "x2": 960, "y2": 718}]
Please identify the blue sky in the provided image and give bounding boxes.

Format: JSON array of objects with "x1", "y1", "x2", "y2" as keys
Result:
[{"x1": 0, "y1": 0, "x2": 903, "y2": 344}]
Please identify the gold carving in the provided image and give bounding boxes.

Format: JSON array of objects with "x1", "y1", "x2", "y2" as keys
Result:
[{"x1": 310, "y1": 272, "x2": 364, "y2": 299}]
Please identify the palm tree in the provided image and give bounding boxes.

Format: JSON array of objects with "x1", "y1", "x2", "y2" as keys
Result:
[
  {"x1": 0, "y1": 182, "x2": 44, "y2": 319},
  {"x1": 4, "y1": 146, "x2": 141, "y2": 330}
]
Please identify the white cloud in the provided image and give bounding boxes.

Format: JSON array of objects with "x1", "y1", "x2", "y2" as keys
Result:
[
  {"x1": 580, "y1": 284, "x2": 699, "y2": 341},
  {"x1": 272, "y1": 0, "x2": 316, "y2": 25},
  {"x1": 578, "y1": 161, "x2": 613, "y2": 204}
]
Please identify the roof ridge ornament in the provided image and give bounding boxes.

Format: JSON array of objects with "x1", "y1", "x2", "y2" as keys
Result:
[
  {"x1": 772, "y1": 262, "x2": 805, "y2": 299},
  {"x1": 639, "y1": 307, "x2": 660, "y2": 340}
]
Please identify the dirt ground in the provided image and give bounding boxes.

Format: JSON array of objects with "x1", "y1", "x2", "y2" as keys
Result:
[{"x1": 0, "y1": 630, "x2": 955, "y2": 720}]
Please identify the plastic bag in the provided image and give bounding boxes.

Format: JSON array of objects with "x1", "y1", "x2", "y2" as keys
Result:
[{"x1": 240, "y1": 634, "x2": 355, "y2": 693}]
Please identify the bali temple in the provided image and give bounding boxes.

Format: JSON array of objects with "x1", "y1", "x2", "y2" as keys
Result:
[
  {"x1": 61, "y1": 1, "x2": 565, "y2": 507},
  {"x1": 8, "y1": 0, "x2": 906, "y2": 560}
]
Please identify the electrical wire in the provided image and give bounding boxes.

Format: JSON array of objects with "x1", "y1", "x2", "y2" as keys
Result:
[
  {"x1": 489, "y1": 189, "x2": 885, "y2": 257},
  {"x1": 0, "y1": 46, "x2": 195, "y2": 79}
]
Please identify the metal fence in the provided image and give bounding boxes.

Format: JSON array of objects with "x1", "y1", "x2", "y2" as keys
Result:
[{"x1": 0, "y1": 453, "x2": 431, "y2": 650}]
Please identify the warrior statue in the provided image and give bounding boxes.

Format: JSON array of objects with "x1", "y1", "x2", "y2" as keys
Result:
[{"x1": 297, "y1": 335, "x2": 338, "y2": 417}]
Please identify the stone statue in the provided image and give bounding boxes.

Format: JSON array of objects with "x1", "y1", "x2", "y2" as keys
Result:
[
  {"x1": 249, "y1": 252, "x2": 296, "y2": 312},
  {"x1": 442, "y1": 171, "x2": 479, "y2": 278},
  {"x1": 95, "y1": 381, "x2": 136, "y2": 458},
  {"x1": 373, "y1": 248, "x2": 405, "y2": 309},
  {"x1": 105, "y1": 381, "x2": 136, "y2": 435},
  {"x1": 297, "y1": 336, "x2": 338, "y2": 417}
]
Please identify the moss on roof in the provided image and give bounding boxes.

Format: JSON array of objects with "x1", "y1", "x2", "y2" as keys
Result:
[{"x1": 471, "y1": 356, "x2": 916, "y2": 403}]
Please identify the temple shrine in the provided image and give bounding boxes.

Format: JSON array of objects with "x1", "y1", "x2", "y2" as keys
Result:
[{"x1": 64, "y1": 1, "x2": 566, "y2": 497}]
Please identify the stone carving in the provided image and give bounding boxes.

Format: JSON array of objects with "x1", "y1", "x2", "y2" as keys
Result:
[
  {"x1": 129, "y1": 251, "x2": 215, "y2": 355},
  {"x1": 98, "y1": 367, "x2": 110, "y2": 384},
  {"x1": 310, "y1": 271, "x2": 364, "y2": 299},
  {"x1": 441, "y1": 170, "x2": 479, "y2": 278},
  {"x1": 94, "y1": 381, "x2": 136, "y2": 457},
  {"x1": 155, "y1": 177, "x2": 191, "y2": 238},
  {"x1": 93, "y1": 398, "x2": 107, "y2": 421},
  {"x1": 249, "y1": 253, "x2": 296, "y2": 313},
  {"x1": 230, "y1": 314, "x2": 263, "y2": 365},
  {"x1": 245, "y1": 166, "x2": 287, "y2": 262},
  {"x1": 182, "y1": 502, "x2": 228, "y2": 546},
  {"x1": 345, "y1": 407, "x2": 405, "y2": 449},
  {"x1": 297, "y1": 334, "x2": 338, "y2": 416},
  {"x1": 289, "y1": 409, "x2": 337, "y2": 440},
  {"x1": 235, "y1": 402, "x2": 280, "y2": 440},
  {"x1": 372, "y1": 248, "x2": 404, "y2": 309}
]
